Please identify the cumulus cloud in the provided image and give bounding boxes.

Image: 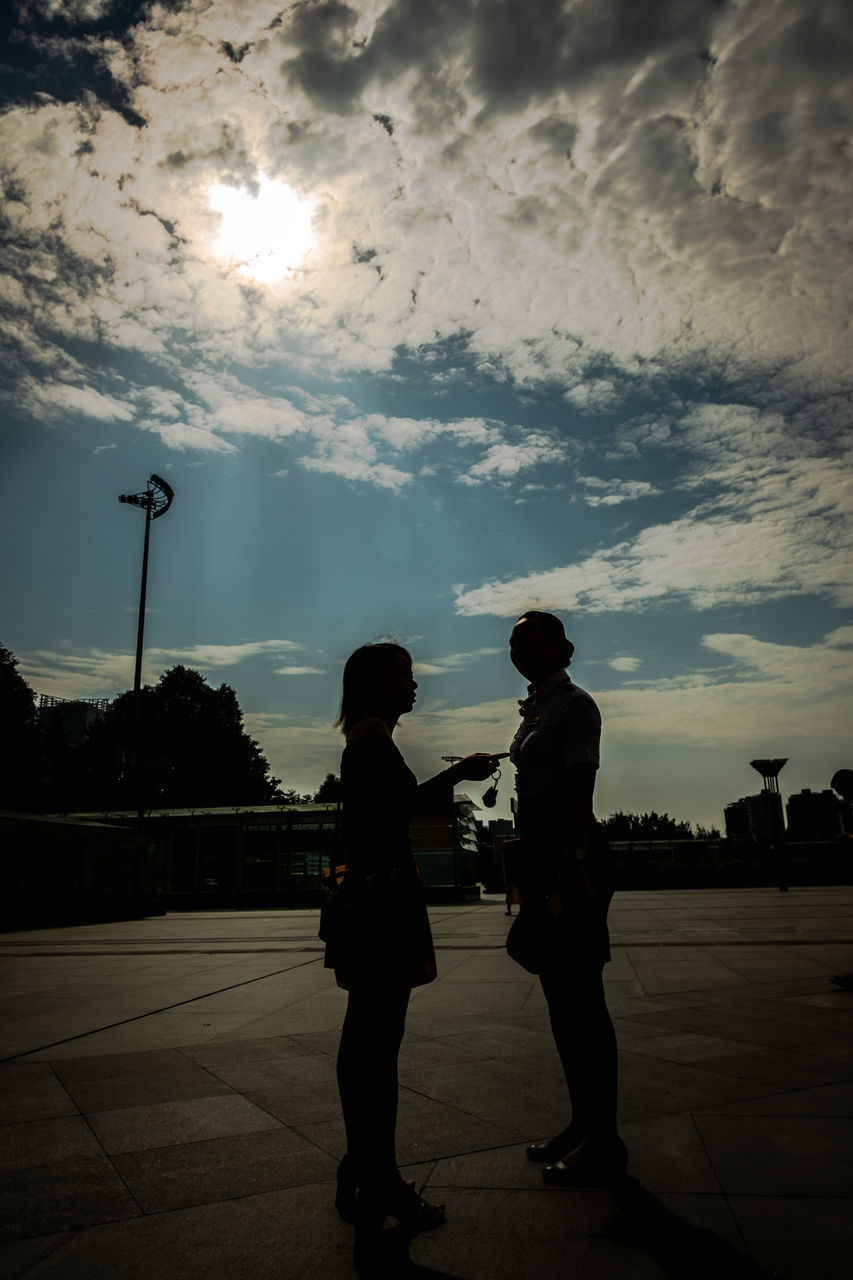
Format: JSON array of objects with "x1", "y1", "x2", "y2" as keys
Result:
[
  {"x1": 460, "y1": 433, "x2": 570, "y2": 484},
  {"x1": 578, "y1": 476, "x2": 662, "y2": 507},
  {"x1": 825, "y1": 627, "x2": 853, "y2": 649},
  {"x1": 1, "y1": 0, "x2": 850, "y2": 479},
  {"x1": 17, "y1": 638, "x2": 305, "y2": 699},
  {"x1": 609, "y1": 656, "x2": 642, "y2": 672},
  {"x1": 454, "y1": 400, "x2": 853, "y2": 616},
  {"x1": 600, "y1": 631, "x2": 853, "y2": 751},
  {"x1": 153, "y1": 640, "x2": 302, "y2": 668},
  {"x1": 18, "y1": 1, "x2": 113, "y2": 20},
  {"x1": 413, "y1": 647, "x2": 503, "y2": 675}
]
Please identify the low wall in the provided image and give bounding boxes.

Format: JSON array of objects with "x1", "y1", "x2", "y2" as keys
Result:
[{"x1": 0, "y1": 811, "x2": 171, "y2": 929}]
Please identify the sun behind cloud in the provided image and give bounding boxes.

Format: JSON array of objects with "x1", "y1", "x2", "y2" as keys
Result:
[{"x1": 207, "y1": 173, "x2": 314, "y2": 284}]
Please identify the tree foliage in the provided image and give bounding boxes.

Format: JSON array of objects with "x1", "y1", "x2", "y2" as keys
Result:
[
  {"x1": 313, "y1": 772, "x2": 343, "y2": 802},
  {"x1": 0, "y1": 643, "x2": 43, "y2": 810},
  {"x1": 602, "y1": 810, "x2": 695, "y2": 841},
  {"x1": 279, "y1": 788, "x2": 314, "y2": 804},
  {"x1": 81, "y1": 665, "x2": 282, "y2": 809}
]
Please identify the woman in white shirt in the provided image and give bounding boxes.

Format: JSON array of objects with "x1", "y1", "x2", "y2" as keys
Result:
[{"x1": 507, "y1": 611, "x2": 626, "y2": 1186}]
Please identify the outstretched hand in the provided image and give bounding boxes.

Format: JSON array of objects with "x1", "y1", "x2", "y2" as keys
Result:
[{"x1": 452, "y1": 752, "x2": 508, "y2": 782}]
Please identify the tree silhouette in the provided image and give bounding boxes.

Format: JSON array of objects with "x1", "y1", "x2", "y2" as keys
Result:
[
  {"x1": 0, "y1": 643, "x2": 43, "y2": 810},
  {"x1": 82, "y1": 665, "x2": 282, "y2": 809},
  {"x1": 313, "y1": 772, "x2": 343, "y2": 802},
  {"x1": 602, "y1": 810, "x2": 694, "y2": 840}
]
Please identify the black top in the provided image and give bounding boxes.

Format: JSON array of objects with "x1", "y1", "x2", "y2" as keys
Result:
[{"x1": 322, "y1": 732, "x2": 452, "y2": 970}]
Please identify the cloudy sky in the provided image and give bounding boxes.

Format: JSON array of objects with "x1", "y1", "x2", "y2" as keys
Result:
[{"x1": 2, "y1": 0, "x2": 851, "y2": 828}]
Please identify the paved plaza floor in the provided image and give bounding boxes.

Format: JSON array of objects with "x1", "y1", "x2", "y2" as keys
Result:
[{"x1": 0, "y1": 886, "x2": 852, "y2": 1279}]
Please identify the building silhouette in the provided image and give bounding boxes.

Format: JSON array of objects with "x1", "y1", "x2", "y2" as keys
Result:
[
  {"x1": 786, "y1": 788, "x2": 850, "y2": 841},
  {"x1": 37, "y1": 694, "x2": 109, "y2": 745},
  {"x1": 724, "y1": 791, "x2": 785, "y2": 845}
]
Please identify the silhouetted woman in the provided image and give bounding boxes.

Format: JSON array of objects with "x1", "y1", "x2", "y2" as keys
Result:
[
  {"x1": 507, "y1": 611, "x2": 626, "y2": 1185},
  {"x1": 325, "y1": 642, "x2": 500, "y2": 1274}
]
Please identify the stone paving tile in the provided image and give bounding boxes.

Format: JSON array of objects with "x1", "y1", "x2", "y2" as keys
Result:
[
  {"x1": 45, "y1": 1048, "x2": 200, "y2": 1084},
  {"x1": 694, "y1": 1114, "x2": 853, "y2": 1196},
  {"x1": 0, "y1": 1185, "x2": 355, "y2": 1280},
  {"x1": 177, "y1": 1034, "x2": 315, "y2": 1069},
  {"x1": 598, "y1": 977, "x2": 647, "y2": 1000},
  {"x1": 52, "y1": 1055, "x2": 235, "y2": 1114},
  {"x1": 611, "y1": 1015, "x2": 691, "y2": 1041},
  {"x1": 0, "y1": 1157, "x2": 141, "y2": 1242},
  {"x1": 402, "y1": 979, "x2": 537, "y2": 1017},
  {"x1": 0, "y1": 1116, "x2": 103, "y2": 1170},
  {"x1": 730, "y1": 1196, "x2": 853, "y2": 1280},
  {"x1": 396, "y1": 1056, "x2": 568, "y2": 1136},
  {"x1": 618, "y1": 1112, "x2": 723, "y2": 1194},
  {"x1": 0, "y1": 1064, "x2": 76, "y2": 1123},
  {"x1": 624, "y1": 1005, "x2": 816, "y2": 1049},
  {"x1": 417, "y1": 1024, "x2": 564, "y2": 1077},
  {"x1": 623, "y1": 1030, "x2": 767, "y2": 1065},
  {"x1": 617, "y1": 1048, "x2": 771, "y2": 1117},
  {"x1": 299, "y1": 1087, "x2": 520, "y2": 1167},
  {"x1": 87, "y1": 1094, "x2": 283, "y2": 1155},
  {"x1": 804, "y1": 1026, "x2": 853, "y2": 1056},
  {"x1": 422, "y1": 1141, "x2": 545, "y2": 1190},
  {"x1": 694, "y1": 1046, "x2": 852, "y2": 1092},
  {"x1": 697, "y1": 1079, "x2": 853, "y2": 1117},
  {"x1": 17, "y1": 1012, "x2": 261, "y2": 1061},
  {"x1": 111, "y1": 1127, "x2": 338, "y2": 1213},
  {"x1": 398, "y1": 1035, "x2": 489, "y2": 1067},
  {"x1": 0, "y1": 1233, "x2": 72, "y2": 1280},
  {"x1": 235, "y1": 1078, "x2": 344, "y2": 1129},
  {"x1": 203, "y1": 1051, "x2": 338, "y2": 1095}
]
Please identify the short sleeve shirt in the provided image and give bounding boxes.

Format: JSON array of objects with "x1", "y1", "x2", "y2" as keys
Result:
[{"x1": 509, "y1": 670, "x2": 601, "y2": 797}]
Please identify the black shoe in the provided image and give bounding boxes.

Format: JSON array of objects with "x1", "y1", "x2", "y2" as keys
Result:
[
  {"x1": 526, "y1": 1125, "x2": 583, "y2": 1164},
  {"x1": 353, "y1": 1188, "x2": 412, "y2": 1279},
  {"x1": 542, "y1": 1137, "x2": 628, "y2": 1188},
  {"x1": 384, "y1": 1176, "x2": 446, "y2": 1233}
]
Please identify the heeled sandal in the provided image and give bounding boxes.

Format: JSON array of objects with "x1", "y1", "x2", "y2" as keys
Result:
[
  {"x1": 337, "y1": 1158, "x2": 445, "y2": 1234},
  {"x1": 384, "y1": 1177, "x2": 446, "y2": 1233}
]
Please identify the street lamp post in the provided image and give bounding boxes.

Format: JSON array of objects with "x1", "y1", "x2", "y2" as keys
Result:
[{"x1": 119, "y1": 474, "x2": 174, "y2": 820}]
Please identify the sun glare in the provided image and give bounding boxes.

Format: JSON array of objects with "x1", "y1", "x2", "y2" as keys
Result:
[{"x1": 208, "y1": 174, "x2": 314, "y2": 284}]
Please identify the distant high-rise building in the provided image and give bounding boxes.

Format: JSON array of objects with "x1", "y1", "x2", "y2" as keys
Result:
[
  {"x1": 724, "y1": 791, "x2": 785, "y2": 844},
  {"x1": 786, "y1": 788, "x2": 846, "y2": 841}
]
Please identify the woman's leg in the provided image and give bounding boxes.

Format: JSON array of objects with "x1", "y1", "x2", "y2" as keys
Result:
[
  {"x1": 540, "y1": 962, "x2": 619, "y2": 1147},
  {"x1": 336, "y1": 963, "x2": 412, "y2": 1185}
]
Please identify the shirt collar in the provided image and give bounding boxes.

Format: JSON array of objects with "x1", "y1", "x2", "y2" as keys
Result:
[{"x1": 527, "y1": 669, "x2": 571, "y2": 701}]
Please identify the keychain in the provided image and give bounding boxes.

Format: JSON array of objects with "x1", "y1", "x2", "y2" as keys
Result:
[{"x1": 482, "y1": 766, "x2": 501, "y2": 808}]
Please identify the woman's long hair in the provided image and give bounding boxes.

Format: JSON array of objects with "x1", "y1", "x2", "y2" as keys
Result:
[{"x1": 335, "y1": 642, "x2": 412, "y2": 735}]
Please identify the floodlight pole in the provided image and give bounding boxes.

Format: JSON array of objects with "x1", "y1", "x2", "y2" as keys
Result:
[
  {"x1": 119, "y1": 475, "x2": 174, "y2": 820},
  {"x1": 749, "y1": 758, "x2": 788, "y2": 892},
  {"x1": 133, "y1": 497, "x2": 153, "y2": 699}
]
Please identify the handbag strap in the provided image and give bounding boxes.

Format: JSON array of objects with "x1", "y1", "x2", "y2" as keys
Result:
[{"x1": 324, "y1": 801, "x2": 347, "y2": 890}]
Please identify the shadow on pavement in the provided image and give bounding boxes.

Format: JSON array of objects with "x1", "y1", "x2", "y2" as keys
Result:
[
  {"x1": 349, "y1": 1224, "x2": 468, "y2": 1280},
  {"x1": 601, "y1": 1178, "x2": 784, "y2": 1279}
]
